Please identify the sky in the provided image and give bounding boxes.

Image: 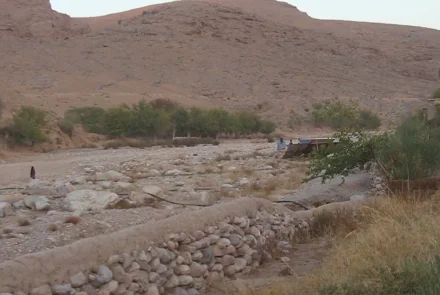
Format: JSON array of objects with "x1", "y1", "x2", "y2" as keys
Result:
[{"x1": 50, "y1": 0, "x2": 440, "y2": 30}]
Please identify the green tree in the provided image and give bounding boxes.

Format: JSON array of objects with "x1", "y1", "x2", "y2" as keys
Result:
[
  {"x1": 150, "y1": 110, "x2": 170, "y2": 140},
  {"x1": 64, "y1": 106, "x2": 107, "y2": 134},
  {"x1": 104, "y1": 105, "x2": 132, "y2": 137},
  {"x1": 130, "y1": 100, "x2": 155, "y2": 137},
  {"x1": 150, "y1": 98, "x2": 178, "y2": 112},
  {"x1": 10, "y1": 106, "x2": 47, "y2": 145},
  {"x1": 170, "y1": 107, "x2": 190, "y2": 137}
]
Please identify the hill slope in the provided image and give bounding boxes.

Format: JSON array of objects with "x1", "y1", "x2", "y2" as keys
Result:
[{"x1": 0, "y1": 0, "x2": 439, "y2": 128}]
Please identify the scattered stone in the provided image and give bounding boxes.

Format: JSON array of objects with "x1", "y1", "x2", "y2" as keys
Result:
[
  {"x1": 165, "y1": 169, "x2": 183, "y2": 176},
  {"x1": 70, "y1": 272, "x2": 87, "y2": 288},
  {"x1": 51, "y1": 284, "x2": 74, "y2": 295},
  {"x1": 65, "y1": 190, "x2": 121, "y2": 212},
  {"x1": 55, "y1": 182, "x2": 75, "y2": 197},
  {"x1": 146, "y1": 284, "x2": 160, "y2": 295},
  {"x1": 31, "y1": 284, "x2": 52, "y2": 295},
  {"x1": 103, "y1": 170, "x2": 126, "y2": 182},
  {"x1": 93, "y1": 265, "x2": 113, "y2": 287}
]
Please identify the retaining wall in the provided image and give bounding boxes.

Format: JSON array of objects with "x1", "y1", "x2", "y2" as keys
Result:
[{"x1": 0, "y1": 198, "x2": 359, "y2": 295}]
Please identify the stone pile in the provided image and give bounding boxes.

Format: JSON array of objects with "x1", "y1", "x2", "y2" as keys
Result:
[{"x1": 12, "y1": 211, "x2": 308, "y2": 295}]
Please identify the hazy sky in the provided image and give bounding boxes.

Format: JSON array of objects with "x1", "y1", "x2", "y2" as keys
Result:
[{"x1": 50, "y1": 0, "x2": 440, "y2": 30}]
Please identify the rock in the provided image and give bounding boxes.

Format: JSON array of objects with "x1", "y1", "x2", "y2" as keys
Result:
[
  {"x1": 198, "y1": 192, "x2": 218, "y2": 206},
  {"x1": 24, "y1": 195, "x2": 49, "y2": 210},
  {"x1": 114, "y1": 182, "x2": 136, "y2": 194},
  {"x1": 200, "y1": 247, "x2": 214, "y2": 264},
  {"x1": 176, "y1": 265, "x2": 191, "y2": 275},
  {"x1": 70, "y1": 272, "x2": 87, "y2": 288},
  {"x1": 207, "y1": 272, "x2": 222, "y2": 284},
  {"x1": 31, "y1": 284, "x2": 52, "y2": 295},
  {"x1": 280, "y1": 257, "x2": 291, "y2": 263},
  {"x1": 190, "y1": 262, "x2": 205, "y2": 277},
  {"x1": 103, "y1": 170, "x2": 126, "y2": 182},
  {"x1": 108, "y1": 255, "x2": 121, "y2": 265},
  {"x1": 217, "y1": 238, "x2": 231, "y2": 248},
  {"x1": 227, "y1": 166, "x2": 237, "y2": 172},
  {"x1": 0, "y1": 202, "x2": 13, "y2": 217},
  {"x1": 223, "y1": 265, "x2": 236, "y2": 276},
  {"x1": 156, "y1": 264, "x2": 167, "y2": 275},
  {"x1": 221, "y1": 255, "x2": 235, "y2": 267},
  {"x1": 99, "y1": 181, "x2": 113, "y2": 189},
  {"x1": 350, "y1": 194, "x2": 366, "y2": 202},
  {"x1": 35, "y1": 199, "x2": 51, "y2": 211},
  {"x1": 165, "y1": 169, "x2": 183, "y2": 176},
  {"x1": 66, "y1": 190, "x2": 121, "y2": 212},
  {"x1": 71, "y1": 176, "x2": 87, "y2": 185},
  {"x1": 51, "y1": 284, "x2": 74, "y2": 295},
  {"x1": 122, "y1": 253, "x2": 134, "y2": 269},
  {"x1": 211, "y1": 264, "x2": 223, "y2": 272},
  {"x1": 149, "y1": 272, "x2": 160, "y2": 283},
  {"x1": 187, "y1": 289, "x2": 200, "y2": 295},
  {"x1": 100, "y1": 281, "x2": 119, "y2": 293},
  {"x1": 142, "y1": 185, "x2": 164, "y2": 196},
  {"x1": 238, "y1": 178, "x2": 250, "y2": 187},
  {"x1": 12, "y1": 200, "x2": 26, "y2": 209},
  {"x1": 146, "y1": 284, "x2": 160, "y2": 295},
  {"x1": 175, "y1": 181, "x2": 185, "y2": 187},
  {"x1": 94, "y1": 265, "x2": 113, "y2": 287},
  {"x1": 148, "y1": 169, "x2": 161, "y2": 177},
  {"x1": 173, "y1": 287, "x2": 189, "y2": 295},
  {"x1": 250, "y1": 226, "x2": 261, "y2": 237},
  {"x1": 26, "y1": 179, "x2": 56, "y2": 196},
  {"x1": 0, "y1": 193, "x2": 25, "y2": 203},
  {"x1": 128, "y1": 262, "x2": 140, "y2": 273},
  {"x1": 164, "y1": 275, "x2": 179, "y2": 288},
  {"x1": 229, "y1": 234, "x2": 242, "y2": 246},
  {"x1": 55, "y1": 182, "x2": 75, "y2": 197},
  {"x1": 178, "y1": 275, "x2": 193, "y2": 286}
]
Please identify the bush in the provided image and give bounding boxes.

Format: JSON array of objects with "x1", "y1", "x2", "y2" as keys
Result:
[
  {"x1": 311, "y1": 100, "x2": 381, "y2": 130},
  {"x1": 58, "y1": 119, "x2": 74, "y2": 136},
  {"x1": 308, "y1": 117, "x2": 440, "y2": 183},
  {"x1": 433, "y1": 88, "x2": 440, "y2": 99},
  {"x1": 61, "y1": 100, "x2": 276, "y2": 140},
  {"x1": 357, "y1": 110, "x2": 381, "y2": 130},
  {"x1": 9, "y1": 106, "x2": 47, "y2": 145},
  {"x1": 64, "y1": 107, "x2": 107, "y2": 134}
]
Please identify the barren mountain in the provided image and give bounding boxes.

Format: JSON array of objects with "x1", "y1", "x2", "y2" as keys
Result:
[{"x1": 1, "y1": 0, "x2": 439, "y2": 127}]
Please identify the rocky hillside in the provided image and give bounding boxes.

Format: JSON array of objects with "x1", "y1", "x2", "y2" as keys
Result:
[{"x1": 0, "y1": 0, "x2": 439, "y2": 127}]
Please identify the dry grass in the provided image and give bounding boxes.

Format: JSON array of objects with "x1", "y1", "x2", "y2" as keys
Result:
[
  {"x1": 240, "y1": 172, "x2": 304, "y2": 199},
  {"x1": 236, "y1": 194, "x2": 440, "y2": 295},
  {"x1": 17, "y1": 218, "x2": 30, "y2": 227},
  {"x1": 216, "y1": 154, "x2": 232, "y2": 162},
  {"x1": 47, "y1": 223, "x2": 58, "y2": 232}
]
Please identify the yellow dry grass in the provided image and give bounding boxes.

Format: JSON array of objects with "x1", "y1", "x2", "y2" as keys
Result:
[{"x1": 234, "y1": 194, "x2": 440, "y2": 295}]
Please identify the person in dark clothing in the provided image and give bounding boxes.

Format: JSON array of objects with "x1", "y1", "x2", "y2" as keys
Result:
[{"x1": 30, "y1": 166, "x2": 36, "y2": 179}]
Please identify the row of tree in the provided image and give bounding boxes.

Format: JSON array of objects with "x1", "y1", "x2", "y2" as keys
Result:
[{"x1": 60, "y1": 99, "x2": 276, "y2": 139}]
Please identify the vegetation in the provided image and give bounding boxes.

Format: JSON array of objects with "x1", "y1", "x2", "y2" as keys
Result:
[
  {"x1": 7, "y1": 106, "x2": 47, "y2": 145},
  {"x1": 308, "y1": 113, "x2": 440, "y2": 183},
  {"x1": 433, "y1": 88, "x2": 440, "y2": 99},
  {"x1": 60, "y1": 99, "x2": 276, "y2": 139},
  {"x1": 311, "y1": 99, "x2": 381, "y2": 130}
]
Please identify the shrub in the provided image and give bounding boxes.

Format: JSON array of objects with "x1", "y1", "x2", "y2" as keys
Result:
[
  {"x1": 433, "y1": 88, "x2": 440, "y2": 99},
  {"x1": 9, "y1": 106, "x2": 47, "y2": 145},
  {"x1": 310, "y1": 100, "x2": 381, "y2": 131},
  {"x1": 64, "y1": 106, "x2": 107, "y2": 134},
  {"x1": 357, "y1": 110, "x2": 381, "y2": 130},
  {"x1": 308, "y1": 117, "x2": 440, "y2": 183},
  {"x1": 58, "y1": 119, "x2": 74, "y2": 136}
]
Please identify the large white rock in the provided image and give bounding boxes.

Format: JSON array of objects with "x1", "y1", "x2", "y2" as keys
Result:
[
  {"x1": 142, "y1": 186, "x2": 164, "y2": 197},
  {"x1": 65, "y1": 190, "x2": 121, "y2": 212},
  {"x1": 55, "y1": 182, "x2": 75, "y2": 197},
  {"x1": 26, "y1": 179, "x2": 56, "y2": 196}
]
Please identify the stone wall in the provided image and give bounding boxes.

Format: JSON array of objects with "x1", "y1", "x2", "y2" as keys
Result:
[{"x1": 0, "y1": 198, "x2": 358, "y2": 295}]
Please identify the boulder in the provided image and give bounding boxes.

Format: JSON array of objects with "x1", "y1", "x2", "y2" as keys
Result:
[
  {"x1": 24, "y1": 196, "x2": 50, "y2": 210},
  {"x1": 65, "y1": 190, "x2": 121, "y2": 212},
  {"x1": 26, "y1": 179, "x2": 56, "y2": 196},
  {"x1": 142, "y1": 186, "x2": 164, "y2": 197},
  {"x1": 102, "y1": 170, "x2": 126, "y2": 182},
  {"x1": 55, "y1": 182, "x2": 75, "y2": 197},
  {"x1": 114, "y1": 182, "x2": 136, "y2": 194}
]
